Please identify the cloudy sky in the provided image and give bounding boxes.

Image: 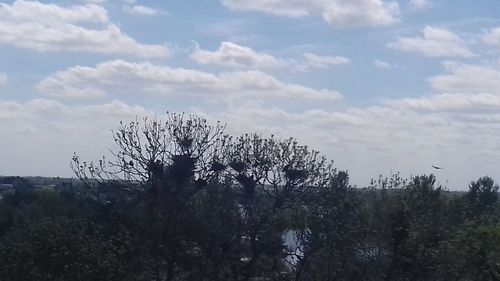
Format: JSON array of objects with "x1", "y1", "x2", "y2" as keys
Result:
[{"x1": 1, "y1": 0, "x2": 500, "y2": 189}]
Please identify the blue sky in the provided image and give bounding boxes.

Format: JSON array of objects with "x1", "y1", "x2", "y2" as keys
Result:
[{"x1": 1, "y1": 0, "x2": 500, "y2": 189}]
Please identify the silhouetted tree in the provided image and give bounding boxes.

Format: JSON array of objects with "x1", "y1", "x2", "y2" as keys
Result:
[{"x1": 0, "y1": 113, "x2": 498, "y2": 281}]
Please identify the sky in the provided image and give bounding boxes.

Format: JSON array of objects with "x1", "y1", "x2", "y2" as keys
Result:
[{"x1": 1, "y1": 0, "x2": 500, "y2": 189}]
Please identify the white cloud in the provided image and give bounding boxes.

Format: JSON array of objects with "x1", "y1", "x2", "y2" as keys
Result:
[
  {"x1": 388, "y1": 26, "x2": 476, "y2": 58},
  {"x1": 190, "y1": 42, "x2": 281, "y2": 69},
  {"x1": 0, "y1": 98, "x2": 154, "y2": 177},
  {"x1": 123, "y1": 5, "x2": 162, "y2": 16},
  {"x1": 430, "y1": 62, "x2": 500, "y2": 95},
  {"x1": 189, "y1": 60, "x2": 500, "y2": 187},
  {"x1": 0, "y1": 73, "x2": 7, "y2": 86},
  {"x1": 193, "y1": 96, "x2": 500, "y2": 188},
  {"x1": 7, "y1": 58, "x2": 500, "y2": 185},
  {"x1": 387, "y1": 93, "x2": 500, "y2": 112},
  {"x1": 388, "y1": 61, "x2": 500, "y2": 113},
  {"x1": 409, "y1": 0, "x2": 431, "y2": 11},
  {"x1": 0, "y1": 0, "x2": 169, "y2": 58},
  {"x1": 3, "y1": 93, "x2": 498, "y2": 187},
  {"x1": 190, "y1": 43, "x2": 350, "y2": 72},
  {"x1": 483, "y1": 27, "x2": 500, "y2": 48},
  {"x1": 3, "y1": 89, "x2": 499, "y2": 186},
  {"x1": 303, "y1": 53, "x2": 351, "y2": 68},
  {"x1": 221, "y1": 0, "x2": 400, "y2": 28},
  {"x1": 373, "y1": 59, "x2": 399, "y2": 68},
  {"x1": 36, "y1": 60, "x2": 342, "y2": 101},
  {"x1": 0, "y1": 99, "x2": 151, "y2": 128}
]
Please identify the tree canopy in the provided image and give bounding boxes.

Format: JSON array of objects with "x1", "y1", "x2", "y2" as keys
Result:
[{"x1": 0, "y1": 113, "x2": 498, "y2": 281}]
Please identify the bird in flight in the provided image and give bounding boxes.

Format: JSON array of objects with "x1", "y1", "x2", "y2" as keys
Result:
[{"x1": 431, "y1": 165, "x2": 444, "y2": 170}]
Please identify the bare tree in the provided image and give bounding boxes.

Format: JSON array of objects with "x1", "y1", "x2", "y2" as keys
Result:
[{"x1": 72, "y1": 113, "x2": 342, "y2": 281}]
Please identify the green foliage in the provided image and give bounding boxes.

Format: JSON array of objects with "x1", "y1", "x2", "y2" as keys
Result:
[{"x1": 0, "y1": 217, "x2": 134, "y2": 281}]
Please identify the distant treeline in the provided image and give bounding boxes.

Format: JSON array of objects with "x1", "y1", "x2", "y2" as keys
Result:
[{"x1": 0, "y1": 114, "x2": 498, "y2": 281}]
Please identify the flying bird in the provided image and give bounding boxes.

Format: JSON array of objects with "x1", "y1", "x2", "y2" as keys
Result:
[{"x1": 431, "y1": 165, "x2": 444, "y2": 170}]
